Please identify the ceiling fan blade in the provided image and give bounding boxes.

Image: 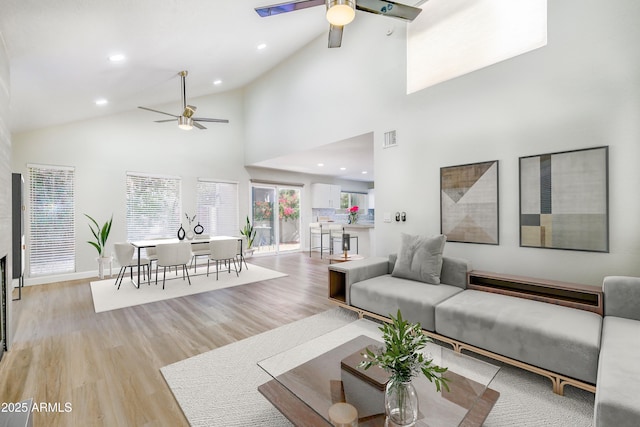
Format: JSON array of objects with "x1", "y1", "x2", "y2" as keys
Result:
[
  {"x1": 328, "y1": 24, "x2": 344, "y2": 48},
  {"x1": 154, "y1": 119, "x2": 176, "y2": 123},
  {"x1": 255, "y1": 0, "x2": 324, "y2": 17},
  {"x1": 193, "y1": 117, "x2": 230, "y2": 123},
  {"x1": 138, "y1": 106, "x2": 179, "y2": 118},
  {"x1": 355, "y1": 0, "x2": 423, "y2": 21},
  {"x1": 193, "y1": 121, "x2": 207, "y2": 130}
]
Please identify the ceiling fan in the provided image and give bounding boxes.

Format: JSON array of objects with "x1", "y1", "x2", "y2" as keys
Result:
[
  {"x1": 138, "y1": 71, "x2": 229, "y2": 130},
  {"x1": 255, "y1": 0, "x2": 423, "y2": 48}
]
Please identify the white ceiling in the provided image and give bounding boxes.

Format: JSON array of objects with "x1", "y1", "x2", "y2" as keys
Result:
[
  {"x1": 0, "y1": 0, "x2": 385, "y2": 180},
  {"x1": 0, "y1": 0, "x2": 326, "y2": 133}
]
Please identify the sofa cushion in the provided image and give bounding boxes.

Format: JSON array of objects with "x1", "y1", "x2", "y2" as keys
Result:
[
  {"x1": 391, "y1": 233, "x2": 446, "y2": 284},
  {"x1": 603, "y1": 276, "x2": 640, "y2": 321},
  {"x1": 387, "y1": 254, "x2": 470, "y2": 289},
  {"x1": 350, "y1": 274, "x2": 463, "y2": 331},
  {"x1": 594, "y1": 316, "x2": 640, "y2": 427},
  {"x1": 435, "y1": 290, "x2": 602, "y2": 384},
  {"x1": 440, "y1": 257, "x2": 470, "y2": 289}
]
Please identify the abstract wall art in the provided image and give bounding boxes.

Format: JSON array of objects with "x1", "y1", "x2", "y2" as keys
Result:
[
  {"x1": 519, "y1": 146, "x2": 609, "y2": 252},
  {"x1": 441, "y1": 160, "x2": 499, "y2": 244}
]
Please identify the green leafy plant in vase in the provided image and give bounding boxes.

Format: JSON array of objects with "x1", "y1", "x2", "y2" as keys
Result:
[
  {"x1": 240, "y1": 216, "x2": 256, "y2": 255},
  {"x1": 85, "y1": 214, "x2": 113, "y2": 279},
  {"x1": 359, "y1": 309, "x2": 449, "y2": 426}
]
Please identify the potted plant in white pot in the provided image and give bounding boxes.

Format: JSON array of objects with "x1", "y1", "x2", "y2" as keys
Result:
[
  {"x1": 359, "y1": 309, "x2": 450, "y2": 427},
  {"x1": 239, "y1": 216, "x2": 256, "y2": 257},
  {"x1": 85, "y1": 214, "x2": 113, "y2": 279}
]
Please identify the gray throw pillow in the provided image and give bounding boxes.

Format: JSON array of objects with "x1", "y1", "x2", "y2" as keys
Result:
[{"x1": 391, "y1": 233, "x2": 446, "y2": 284}]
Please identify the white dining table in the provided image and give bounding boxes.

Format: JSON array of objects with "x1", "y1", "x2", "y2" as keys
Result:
[{"x1": 128, "y1": 236, "x2": 242, "y2": 288}]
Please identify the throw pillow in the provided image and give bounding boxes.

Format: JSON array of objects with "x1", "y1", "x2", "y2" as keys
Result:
[{"x1": 391, "y1": 233, "x2": 447, "y2": 284}]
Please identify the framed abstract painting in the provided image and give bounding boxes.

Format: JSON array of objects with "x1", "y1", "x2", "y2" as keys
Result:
[
  {"x1": 519, "y1": 146, "x2": 609, "y2": 252},
  {"x1": 440, "y1": 160, "x2": 499, "y2": 244}
]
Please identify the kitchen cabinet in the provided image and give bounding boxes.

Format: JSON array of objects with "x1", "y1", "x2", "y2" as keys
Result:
[
  {"x1": 368, "y1": 189, "x2": 375, "y2": 209},
  {"x1": 311, "y1": 183, "x2": 341, "y2": 208}
]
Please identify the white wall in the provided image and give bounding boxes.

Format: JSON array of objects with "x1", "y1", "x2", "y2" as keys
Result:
[
  {"x1": 0, "y1": 30, "x2": 14, "y2": 348},
  {"x1": 244, "y1": 0, "x2": 640, "y2": 285},
  {"x1": 12, "y1": 89, "x2": 249, "y2": 282}
]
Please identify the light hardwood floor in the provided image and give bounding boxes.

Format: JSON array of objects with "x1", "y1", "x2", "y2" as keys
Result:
[{"x1": 1, "y1": 253, "x2": 335, "y2": 426}]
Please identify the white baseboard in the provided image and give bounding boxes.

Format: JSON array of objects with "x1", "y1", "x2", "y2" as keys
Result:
[{"x1": 16, "y1": 270, "x2": 107, "y2": 287}]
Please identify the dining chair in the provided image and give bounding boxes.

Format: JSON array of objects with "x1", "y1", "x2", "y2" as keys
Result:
[
  {"x1": 190, "y1": 234, "x2": 210, "y2": 273},
  {"x1": 146, "y1": 237, "x2": 173, "y2": 280},
  {"x1": 113, "y1": 242, "x2": 149, "y2": 289},
  {"x1": 155, "y1": 242, "x2": 193, "y2": 289},
  {"x1": 207, "y1": 239, "x2": 239, "y2": 280}
]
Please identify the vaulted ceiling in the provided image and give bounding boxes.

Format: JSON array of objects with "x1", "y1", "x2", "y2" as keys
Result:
[
  {"x1": 0, "y1": 0, "x2": 328, "y2": 133},
  {"x1": 1, "y1": 1, "x2": 403, "y2": 180}
]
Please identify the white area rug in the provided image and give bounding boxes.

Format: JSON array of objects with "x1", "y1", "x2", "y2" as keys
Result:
[
  {"x1": 161, "y1": 308, "x2": 595, "y2": 426},
  {"x1": 90, "y1": 264, "x2": 287, "y2": 313}
]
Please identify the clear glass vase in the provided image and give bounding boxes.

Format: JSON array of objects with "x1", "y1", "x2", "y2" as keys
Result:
[{"x1": 385, "y1": 380, "x2": 418, "y2": 427}]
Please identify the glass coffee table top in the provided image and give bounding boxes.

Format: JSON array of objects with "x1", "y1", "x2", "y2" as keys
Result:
[{"x1": 258, "y1": 326, "x2": 500, "y2": 427}]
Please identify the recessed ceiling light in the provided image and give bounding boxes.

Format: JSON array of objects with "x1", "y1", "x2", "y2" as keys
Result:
[
  {"x1": 257, "y1": 43, "x2": 267, "y2": 50},
  {"x1": 317, "y1": 163, "x2": 324, "y2": 167},
  {"x1": 213, "y1": 79, "x2": 222, "y2": 85},
  {"x1": 108, "y1": 54, "x2": 125, "y2": 62},
  {"x1": 361, "y1": 171, "x2": 368, "y2": 174},
  {"x1": 95, "y1": 99, "x2": 108, "y2": 106},
  {"x1": 340, "y1": 167, "x2": 346, "y2": 171}
]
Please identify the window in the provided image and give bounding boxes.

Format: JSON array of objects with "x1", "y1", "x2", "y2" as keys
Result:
[
  {"x1": 196, "y1": 179, "x2": 239, "y2": 237},
  {"x1": 126, "y1": 172, "x2": 181, "y2": 241},
  {"x1": 407, "y1": 0, "x2": 547, "y2": 93},
  {"x1": 29, "y1": 164, "x2": 75, "y2": 276},
  {"x1": 340, "y1": 192, "x2": 367, "y2": 212}
]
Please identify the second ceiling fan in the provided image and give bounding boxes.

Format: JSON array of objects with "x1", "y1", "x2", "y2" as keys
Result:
[
  {"x1": 255, "y1": 0, "x2": 423, "y2": 48},
  {"x1": 138, "y1": 71, "x2": 229, "y2": 131}
]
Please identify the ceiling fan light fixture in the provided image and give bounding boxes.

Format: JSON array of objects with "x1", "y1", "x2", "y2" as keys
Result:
[
  {"x1": 326, "y1": 0, "x2": 356, "y2": 26},
  {"x1": 178, "y1": 116, "x2": 194, "y2": 131}
]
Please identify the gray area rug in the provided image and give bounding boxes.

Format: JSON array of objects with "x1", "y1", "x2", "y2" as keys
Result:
[{"x1": 161, "y1": 308, "x2": 594, "y2": 426}]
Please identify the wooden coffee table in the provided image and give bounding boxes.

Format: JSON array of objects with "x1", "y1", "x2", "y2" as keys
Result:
[{"x1": 258, "y1": 332, "x2": 500, "y2": 426}]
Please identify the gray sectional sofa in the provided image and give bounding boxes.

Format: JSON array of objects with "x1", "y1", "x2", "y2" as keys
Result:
[
  {"x1": 329, "y1": 251, "x2": 640, "y2": 426},
  {"x1": 594, "y1": 276, "x2": 640, "y2": 427}
]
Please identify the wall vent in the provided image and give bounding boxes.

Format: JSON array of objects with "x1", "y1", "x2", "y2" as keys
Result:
[{"x1": 383, "y1": 130, "x2": 397, "y2": 149}]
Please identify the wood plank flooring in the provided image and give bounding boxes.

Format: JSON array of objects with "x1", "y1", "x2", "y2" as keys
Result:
[{"x1": 1, "y1": 253, "x2": 335, "y2": 426}]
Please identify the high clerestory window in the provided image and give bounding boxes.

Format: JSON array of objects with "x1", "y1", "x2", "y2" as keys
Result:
[
  {"x1": 407, "y1": 0, "x2": 547, "y2": 93},
  {"x1": 28, "y1": 164, "x2": 76, "y2": 276}
]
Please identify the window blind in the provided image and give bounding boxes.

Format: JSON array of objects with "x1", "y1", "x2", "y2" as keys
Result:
[
  {"x1": 29, "y1": 165, "x2": 76, "y2": 276},
  {"x1": 196, "y1": 180, "x2": 239, "y2": 237},
  {"x1": 126, "y1": 172, "x2": 182, "y2": 241}
]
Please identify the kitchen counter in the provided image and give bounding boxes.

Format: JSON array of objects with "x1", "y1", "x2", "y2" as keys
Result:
[
  {"x1": 318, "y1": 222, "x2": 374, "y2": 229},
  {"x1": 344, "y1": 223, "x2": 374, "y2": 229}
]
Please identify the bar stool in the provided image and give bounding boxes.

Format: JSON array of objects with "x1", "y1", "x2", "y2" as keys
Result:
[
  {"x1": 309, "y1": 222, "x2": 330, "y2": 258},
  {"x1": 329, "y1": 226, "x2": 359, "y2": 255}
]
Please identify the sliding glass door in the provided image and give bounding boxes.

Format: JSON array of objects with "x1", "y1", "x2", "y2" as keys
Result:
[
  {"x1": 251, "y1": 184, "x2": 301, "y2": 254},
  {"x1": 277, "y1": 187, "x2": 301, "y2": 252}
]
